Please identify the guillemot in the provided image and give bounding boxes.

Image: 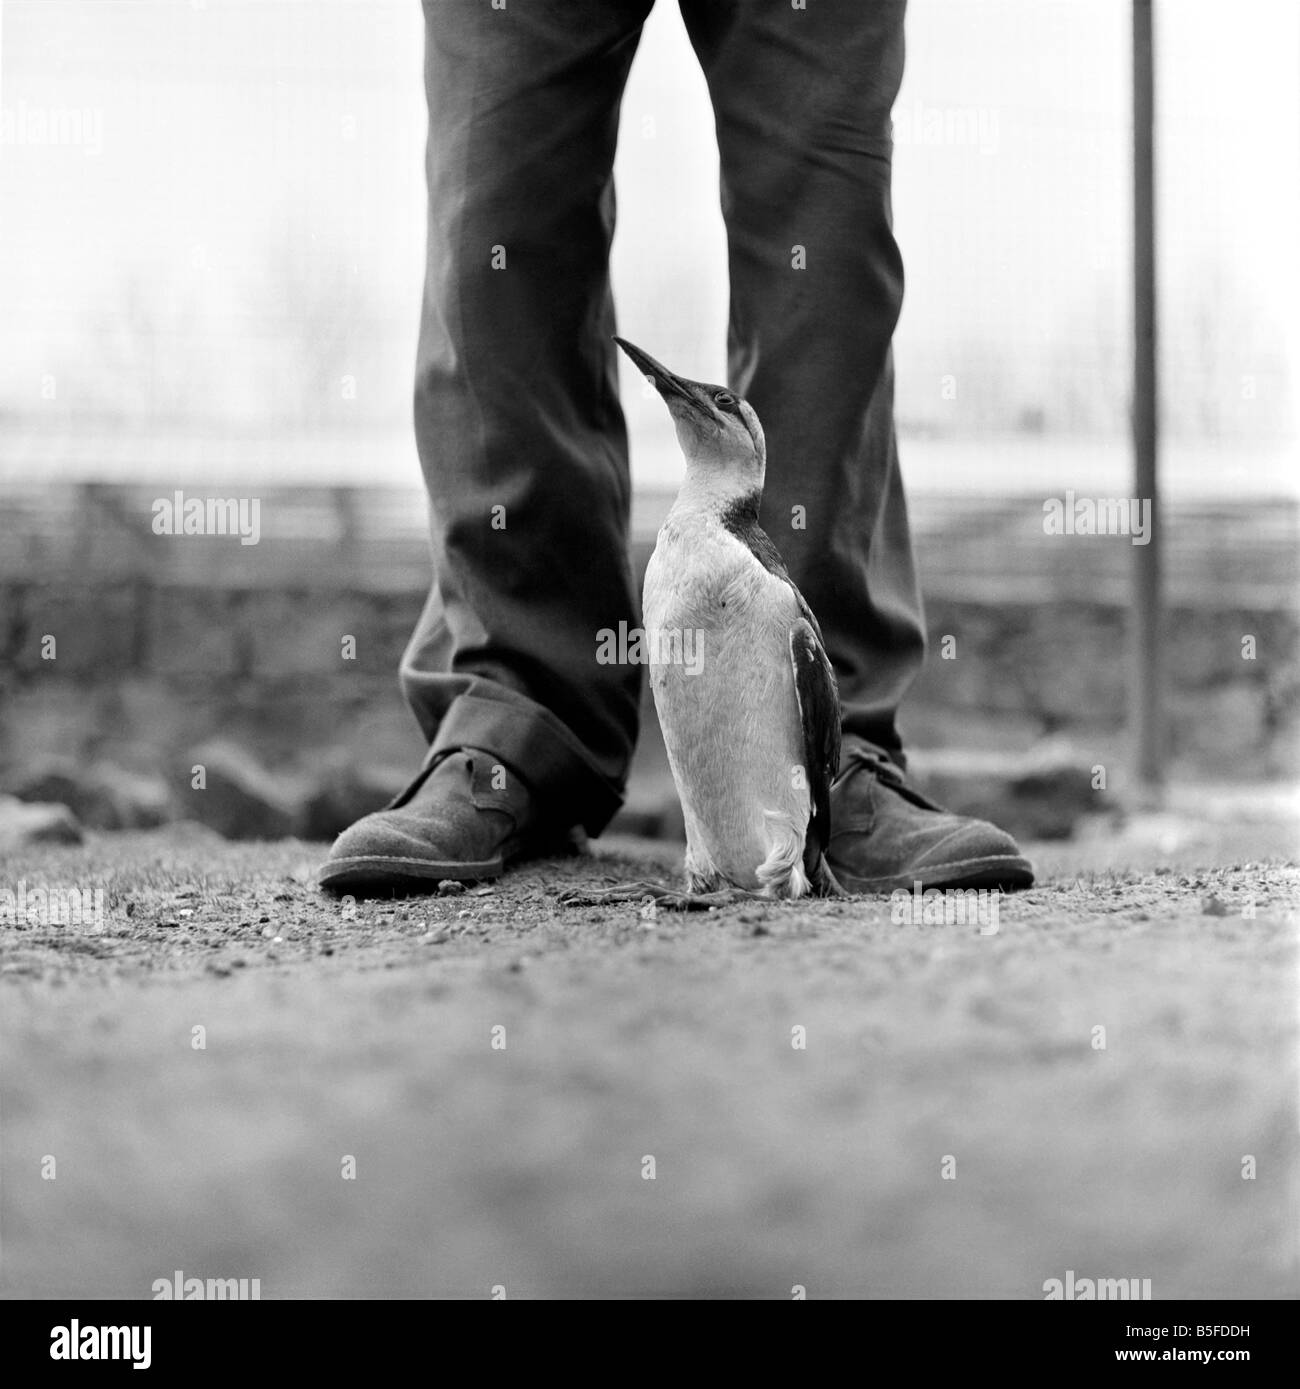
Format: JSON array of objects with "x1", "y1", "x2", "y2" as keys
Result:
[{"x1": 615, "y1": 337, "x2": 843, "y2": 899}]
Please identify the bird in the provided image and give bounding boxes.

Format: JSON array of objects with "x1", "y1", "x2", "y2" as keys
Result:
[{"x1": 611, "y1": 336, "x2": 843, "y2": 901}]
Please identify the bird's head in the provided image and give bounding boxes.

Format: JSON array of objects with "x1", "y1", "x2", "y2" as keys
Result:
[{"x1": 615, "y1": 337, "x2": 765, "y2": 495}]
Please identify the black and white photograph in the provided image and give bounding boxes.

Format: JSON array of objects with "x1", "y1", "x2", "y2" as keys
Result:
[{"x1": 0, "y1": 0, "x2": 1296, "y2": 1347}]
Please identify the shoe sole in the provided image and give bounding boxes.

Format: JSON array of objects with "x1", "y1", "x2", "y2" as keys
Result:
[
  {"x1": 318, "y1": 853, "x2": 503, "y2": 894},
  {"x1": 828, "y1": 853, "x2": 1036, "y2": 895}
]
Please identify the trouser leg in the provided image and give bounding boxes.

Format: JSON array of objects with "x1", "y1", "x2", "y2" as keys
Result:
[{"x1": 403, "y1": 0, "x2": 654, "y2": 833}]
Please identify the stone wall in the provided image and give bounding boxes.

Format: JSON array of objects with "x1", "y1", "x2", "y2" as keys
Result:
[{"x1": 1, "y1": 484, "x2": 1295, "y2": 841}]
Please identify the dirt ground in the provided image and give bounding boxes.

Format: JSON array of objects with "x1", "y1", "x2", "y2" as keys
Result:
[{"x1": 2, "y1": 803, "x2": 1297, "y2": 1299}]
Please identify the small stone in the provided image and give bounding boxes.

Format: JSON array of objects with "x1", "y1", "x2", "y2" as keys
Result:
[
  {"x1": 182, "y1": 740, "x2": 301, "y2": 840},
  {"x1": 437, "y1": 880, "x2": 467, "y2": 897},
  {"x1": 0, "y1": 795, "x2": 83, "y2": 849},
  {"x1": 1201, "y1": 895, "x2": 1229, "y2": 917},
  {"x1": 7, "y1": 757, "x2": 172, "y2": 830}
]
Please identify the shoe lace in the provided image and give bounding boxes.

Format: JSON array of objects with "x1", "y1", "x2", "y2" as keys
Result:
[
  {"x1": 837, "y1": 744, "x2": 904, "y2": 786},
  {"x1": 836, "y1": 744, "x2": 943, "y2": 812}
]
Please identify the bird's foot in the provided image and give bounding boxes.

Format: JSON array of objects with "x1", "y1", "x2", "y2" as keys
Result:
[{"x1": 557, "y1": 879, "x2": 754, "y2": 911}]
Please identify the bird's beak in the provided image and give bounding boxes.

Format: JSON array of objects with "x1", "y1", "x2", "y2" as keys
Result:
[{"x1": 613, "y1": 336, "x2": 700, "y2": 409}]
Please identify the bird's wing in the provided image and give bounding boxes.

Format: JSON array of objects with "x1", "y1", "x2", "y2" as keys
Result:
[
  {"x1": 788, "y1": 616, "x2": 841, "y2": 877},
  {"x1": 730, "y1": 511, "x2": 833, "y2": 650},
  {"x1": 723, "y1": 503, "x2": 842, "y2": 871}
]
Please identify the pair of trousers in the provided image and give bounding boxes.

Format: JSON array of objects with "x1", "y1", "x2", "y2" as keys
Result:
[{"x1": 401, "y1": 0, "x2": 925, "y2": 835}]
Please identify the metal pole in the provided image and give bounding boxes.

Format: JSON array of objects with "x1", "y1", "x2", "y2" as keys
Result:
[{"x1": 1132, "y1": 0, "x2": 1162, "y2": 793}]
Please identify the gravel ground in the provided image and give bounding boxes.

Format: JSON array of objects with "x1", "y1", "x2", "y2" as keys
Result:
[{"x1": 1, "y1": 809, "x2": 1297, "y2": 1299}]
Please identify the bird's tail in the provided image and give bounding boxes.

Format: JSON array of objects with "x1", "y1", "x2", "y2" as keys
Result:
[
  {"x1": 756, "y1": 810, "x2": 809, "y2": 898},
  {"x1": 756, "y1": 812, "x2": 846, "y2": 899}
]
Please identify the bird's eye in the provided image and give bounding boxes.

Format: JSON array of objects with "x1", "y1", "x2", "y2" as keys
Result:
[{"x1": 714, "y1": 391, "x2": 737, "y2": 409}]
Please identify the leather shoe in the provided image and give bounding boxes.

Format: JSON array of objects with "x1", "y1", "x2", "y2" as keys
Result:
[
  {"x1": 827, "y1": 745, "x2": 1035, "y2": 893},
  {"x1": 318, "y1": 748, "x2": 572, "y2": 893}
]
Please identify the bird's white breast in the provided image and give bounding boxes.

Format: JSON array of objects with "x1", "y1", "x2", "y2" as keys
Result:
[{"x1": 643, "y1": 516, "x2": 810, "y2": 892}]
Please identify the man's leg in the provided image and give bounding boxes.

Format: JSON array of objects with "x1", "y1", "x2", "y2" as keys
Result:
[
  {"x1": 681, "y1": 0, "x2": 1032, "y2": 890},
  {"x1": 322, "y1": 0, "x2": 653, "y2": 889}
]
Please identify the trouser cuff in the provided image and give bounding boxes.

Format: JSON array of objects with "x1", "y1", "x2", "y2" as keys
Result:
[{"x1": 426, "y1": 690, "x2": 624, "y2": 835}]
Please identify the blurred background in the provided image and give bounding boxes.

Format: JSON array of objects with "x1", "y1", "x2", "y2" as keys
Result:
[{"x1": 0, "y1": 0, "x2": 1296, "y2": 844}]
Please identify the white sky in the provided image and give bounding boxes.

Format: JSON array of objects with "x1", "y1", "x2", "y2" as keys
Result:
[{"x1": 0, "y1": 0, "x2": 1295, "y2": 489}]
